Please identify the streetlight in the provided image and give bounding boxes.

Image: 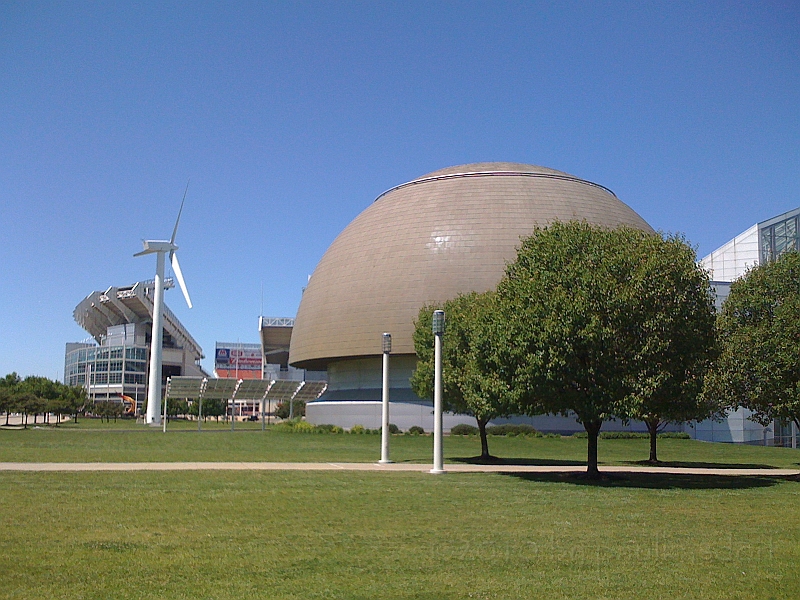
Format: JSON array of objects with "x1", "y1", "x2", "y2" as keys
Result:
[
  {"x1": 430, "y1": 310, "x2": 445, "y2": 474},
  {"x1": 379, "y1": 333, "x2": 393, "y2": 464}
]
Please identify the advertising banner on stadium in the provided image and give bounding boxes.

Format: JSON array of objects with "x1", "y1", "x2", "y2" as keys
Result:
[{"x1": 215, "y1": 345, "x2": 262, "y2": 372}]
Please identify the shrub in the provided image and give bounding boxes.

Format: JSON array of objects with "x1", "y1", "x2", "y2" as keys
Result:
[
  {"x1": 600, "y1": 432, "x2": 649, "y2": 439},
  {"x1": 572, "y1": 432, "x2": 588, "y2": 438},
  {"x1": 450, "y1": 423, "x2": 479, "y2": 436},
  {"x1": 271, "y1": 418, "x2": 317, "y2": 433},
  {"x1": 486, "y1": 423, "x2": 539, "y2": 436},
  {"x1": 407, "y1": 425, "x2": 425, "y2": 435},
  {"x1": 316, "y1": 424, "x2": 344, "y2": 434},
  {"x1": 388, "y1": 423, "x2": 400, "y2": 434},
  {"x1": 658, "y1": 432, "x2": 691, "y2": 439},
  {"x1": 350, "y1": 424, "x2": 366, "y2": 434}
]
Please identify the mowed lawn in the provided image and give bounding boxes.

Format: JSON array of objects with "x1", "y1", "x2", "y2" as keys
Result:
[
  {"x1": 2, "y1": 421, "x2": 800, "y2": 468},
  {"x1": 1, "y1": 425, "x2": 799, "y2": 599}
]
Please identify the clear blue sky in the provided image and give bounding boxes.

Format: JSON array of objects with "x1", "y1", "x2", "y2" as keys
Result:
[{"x1": 1, "y1": 1, "x2": 798, "y2": 379}]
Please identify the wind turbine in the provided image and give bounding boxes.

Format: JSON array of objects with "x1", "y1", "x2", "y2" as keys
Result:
[{"x1": 135, "y1": 182, "x2": 193, "y2": 425}]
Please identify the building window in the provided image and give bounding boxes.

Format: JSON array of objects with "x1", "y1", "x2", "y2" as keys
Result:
[{"x1": 761, "y1": 216, "x2": 800, "y2": 263}]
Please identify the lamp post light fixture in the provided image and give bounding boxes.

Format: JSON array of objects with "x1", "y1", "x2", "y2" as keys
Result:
[
  {"x1": 430, "y1": 310, "x2": 445, "y2": 474},
  {"x1": 379, "y1": 332, "x2": 393, "y2": 464}
]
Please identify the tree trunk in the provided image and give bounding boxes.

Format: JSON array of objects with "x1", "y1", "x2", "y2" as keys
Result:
[
  {"x1": 477, "y1": 417, "x2": 491, "y2": 460},
  {"x1": 646, "y1": 418, "x2": 660, "y2": 463},
  {"x1": 584, "y1": 419, "x2": 602, "y2": 478}
]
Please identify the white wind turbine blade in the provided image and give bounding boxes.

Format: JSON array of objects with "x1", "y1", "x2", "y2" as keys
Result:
[
  {"x1": 170, "y1": 251, "x2": 193, "y2": 309},
  {"x1": 170, "y1": 180, "x2": 190, "y2": 244}
]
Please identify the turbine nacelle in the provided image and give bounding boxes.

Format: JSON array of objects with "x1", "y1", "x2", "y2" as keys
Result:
[{"x1": 133, "y1": 240, "x2": 178, "y2": 256}]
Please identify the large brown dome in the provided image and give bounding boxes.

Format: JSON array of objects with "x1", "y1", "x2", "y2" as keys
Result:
[{"x1": 290, "y1": 162, "x2": 653, "y2": 369}]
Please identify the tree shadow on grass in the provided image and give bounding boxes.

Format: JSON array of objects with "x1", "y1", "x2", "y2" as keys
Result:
[
  {"x1": 452, "y1": 455, "x2": 585, "y2": 467},
  {"x1": 625, "y1": 459, "x2": 778, "y2": 470},
  {"x1": 504, "y1": 471, "x2": 794, "y2": 490}
]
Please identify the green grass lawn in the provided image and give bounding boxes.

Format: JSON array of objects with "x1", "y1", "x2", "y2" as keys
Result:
[
  {"x1": 2, "y1": 424, "x2": 800, "y2": 598},
  {"x1": 1, "y1": 420, "x2": 800, "y2": 469},
  {"x1": 1, "y1": 469, "x2": 798, "y2": 599}
]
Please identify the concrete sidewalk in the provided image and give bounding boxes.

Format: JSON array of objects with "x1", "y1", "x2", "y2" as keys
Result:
[{"x1": 0, "y1": 461, "x2": 797, "y2": 476}]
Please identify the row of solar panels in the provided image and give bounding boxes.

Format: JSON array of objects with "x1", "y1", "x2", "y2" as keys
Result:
[{"x1": 165, "y1": 376, "x2": 327, "y2": 405}]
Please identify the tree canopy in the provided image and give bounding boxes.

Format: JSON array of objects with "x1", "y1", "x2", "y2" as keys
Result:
[
  {"x1": 618, "y1": 231, "x2": 720, "y2": 462},
  {"x1": 411, "y1": 292, "x2": 515, "y2": 459},
  {"x1": 484, "y1": 221, "x2": 719, "y2": 474},
  {"x1": 704, "y1": 250, "x2": 800, "y2": 431}
]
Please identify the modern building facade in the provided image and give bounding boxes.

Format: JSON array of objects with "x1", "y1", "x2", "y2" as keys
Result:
[
  {"x1": 289, "y1": 162, "x2": 655, "y2": 431},
  {"x1": 66, "y1": 280, "x2": 206, "y2": 413},
  {"x1": 694, "y1": 206, "x2": 800, "y2": 445}
]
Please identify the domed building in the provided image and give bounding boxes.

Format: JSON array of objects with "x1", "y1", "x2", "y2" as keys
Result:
[{"x1": 289, "y1": 162, "x2": 653, "y2": 430}]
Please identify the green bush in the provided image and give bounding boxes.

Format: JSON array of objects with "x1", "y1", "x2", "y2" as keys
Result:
[
  {"x1": 486, "y1": 424, "x2": 539, "y2": 436},
  {"x1": 407, "y1": 425, "x2": 425, "y2": 435},
  {"x1": 658, "y1": 432, "x2": 691, "y2": 439},
  {"x1": 388, "y1": 423, "x2": 400, "y2": 434},
  {"x1": 350, "y1": 424, "x2": 366, "y2": 434},
  {"x1": 271, "y1": 418, "x2": 317, "y2": 433},
  {"x1": 316, "y1": 424, "x2": 344, "y2": 434},
  {"x1": 600, "y1": 432, "x2": 649, "y2": 439},
  {"x1": 450, "y1": 423, "x2": 479, "y2": 436},
  {"x1": 544, "y1": 432, "x2": 561, "y2": 438}
]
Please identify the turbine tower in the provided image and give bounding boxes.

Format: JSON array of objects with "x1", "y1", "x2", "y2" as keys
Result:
[{"x1": 135, "y1": 184, "x2": 193, "y2": 425}]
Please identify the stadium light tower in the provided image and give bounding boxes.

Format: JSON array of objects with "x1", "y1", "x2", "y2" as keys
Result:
[
  {"x1": 430, "y1": 310, "x2": 445, "y2": 474},
  {"x1": 135, "y1": 184, "x2": 193, "y2": 426}
]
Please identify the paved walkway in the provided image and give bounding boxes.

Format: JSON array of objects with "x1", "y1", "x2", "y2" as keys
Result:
[{"x1": 0, "y1": 462, "x2": 797, "y2": 476}]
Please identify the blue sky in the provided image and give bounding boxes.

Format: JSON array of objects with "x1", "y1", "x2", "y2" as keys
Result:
[{"x1": 1, "y1": 1, "x2": 798, "y2": 379}]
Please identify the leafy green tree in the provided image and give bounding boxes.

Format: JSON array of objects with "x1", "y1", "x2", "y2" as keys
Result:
[
  {"x1": 488, "y1": 222, "x2": 719, "y2": 475},
  {"x1": 21, "y1": 376, "x2": 60, "y2": 425},
  {"x1": 704, "y1": 251, "x2": 800, "y2": 432},
  {"x1": 274, "y1": 399, "x2": 305, "y2": 420},
  {"x1": 620, "y1": 233, "x2": 721, "y2": 462},
  {"x1": 65, "y1": 386, "x2": 88, "y2": 423},
  {"x1": 0, "y1": 373, "x2": 21, "y2": 425},
  {"x1": 167, "y1": 398, "x2": 189, "y2": 420},
  {"x1": 411, "y1": 292, "x2": 515, "y2": 460}
]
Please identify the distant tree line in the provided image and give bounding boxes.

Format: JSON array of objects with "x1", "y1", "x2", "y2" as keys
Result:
[{"x1": 0, "y1": 374, "x2": 88, "y2": 427}]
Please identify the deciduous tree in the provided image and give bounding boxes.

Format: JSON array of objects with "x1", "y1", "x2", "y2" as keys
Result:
[
  {"x1": 488, "y1": 222, "x2": 719, "y2": 475},
  {"x1": 705, "y1": 251, "x2": 800, "y2": 432},
  {"x1": 411, "y1": 292, "x2": 515, "y2": 460}
]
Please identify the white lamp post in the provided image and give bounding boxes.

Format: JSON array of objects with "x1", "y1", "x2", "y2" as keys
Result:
[
  {"x1": 379, "y1": 333, "x2": 393, "y2": 464},
  {"x1": 430, "y1": 310, "x2": 445, "y2": 474}
]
